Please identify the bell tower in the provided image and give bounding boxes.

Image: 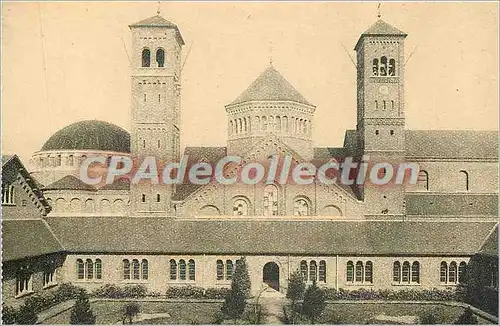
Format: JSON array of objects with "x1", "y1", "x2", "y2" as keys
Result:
[
  {"x1": 355, "y1": 19, "x2": 407, "y2": 218},
  {"x1": 129, "y1": 15, "x2": 184, "y2": 216}
]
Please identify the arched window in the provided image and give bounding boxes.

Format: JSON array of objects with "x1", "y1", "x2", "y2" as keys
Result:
[
  {"x1": 216, "y1": 260, "x2": 224, "y2": 280},
  {"x1": 123, "y1": 259, "x2": 131, "y2": 280},
  {"x1": 388, "y1": 59, "x2": 396, "y2": 76},
  {"x1": 86, "y1": 259, "x2": 93, "y2": 280},
  {"x1": 393, "y1": 261, "x2": 401, "y2": 283},
  {"x1": 293, "y1": 198, "x2": 309, "y2": 216},
  {"x1": 449, "y1": 261, "x2": 457, "y2": 283},
  {"x1": 276, "y1": 116, "x2": 281, "y2": 131},
  {"x1": 157, "y1": 194, "x2": 161, "y2": 202},
  {"x1": 95, "y1": 259, "x2": 102, "y2": 280},
  {"x1": 355, "y1": 261, "x2": 364, "y2": 282},
  {"x1": 459, "y1": 170, "x2": 469, "y2": 191},
  {"x1": 375, "y1": 100, "x2": 378, "y2": 110},
  {"x1": 458, "y1": 262, "x2": 467, "y2": 283},
  {"x1": 372, "y1": 58, "x2": 379, "y2": 76},
  {"x1": 132, "y1": 259, "x2": 140, "y2": 280},
  {"x1": 156, "y1": 48, "x2": 165, "y2": 67},
  {"x1": 238, "y1": 118, "x2": 243, "y2": 133},
  {"x1": 309, "y1": 260, "x2": 317, "y2": 282},
  {"x1": 264, "y1": 184, "x2": 278, "y2": 216},
  {"x1": 255, "y1": 116, "x2": 261, "y2": 131},
  {"x1": 170, "y1": 259, "x2": 177, "y2": 280},
  {"x1": 76, "y1": 259, "x2": 85, "y2": 279},
  {"x1": 391, "y1": 100, "x2": 395, "y2": 110},
  {"x1": 2, "y1": 184, "x2": 15, "y2": 205},
  {"x1": 141, "y1": 259, "x2": 148, "y2": 280},
  {"x1": 229, "y1": 121, "x2": 233, "y2": 135},
  {"x1": 380, "y1": 56, "x2": 388, "y2": 76},
  {"x1": 346, "y1": 261, "x2": 354, "y2": 282},
  {"x1": 179, "y1": 259, "x2": 186, "y2": 280},
  {"x1": 319, "y1": 260, "x2": 326, "y2": 282},
  {"x1": 365, "y1": 261, "x2": 373, "y2": 283},
  {"x1": 244, "y1": 118, "x2": 248, "y2": 132},
  {"x1": 440, "y1": 261, "x2": 448, "y2": 283},
  {"x1": 283, "y1": 116, "x2": 288, "y2": 132},
  {"x1": 226, "y1": 260, "x2": 233, "y2": 280},
  {"x1": 188, "y1": 259, "x2": 196, "y2": 281},
  {"x1": 261, "y1": 116, "x2": 267, "y2": 131},
  {"x1": 417, "y1": 170, "x2": 429, "y2": 191},
  {"x1": 411, "y1": 261, "x2": 420, "y2": 283},
  {"x1": 142, "y1": 48, "x2": 151, "y2": 67},
  {"x1": 56, "y1": 155, "x2": 62, "y2": 166},
  {"x1": 300, "y1": 260, "x2": 308, "y2": 281},
  {"x1": 383, "y1": 100, "x2": 387, "y2": 110},
  {"x1": 233, "y1": 198, "x2": 249, "y2": 216},
  {"x1": 402, "y1": 261, "x2": 410, "y2": 283},
  {"x1": 142, "y1": 194, "x2": 146, "y2": 203}
]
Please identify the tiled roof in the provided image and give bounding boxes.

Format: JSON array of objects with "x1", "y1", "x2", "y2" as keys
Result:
[
  {"x1": 44, "y1": 175, "x2": 96, "y2": 191},
  {"x1": 405, "y1": 130, "x2": 498, "y2": 160},
  {"x1": 46, "y1": 218, "x2": 497, "y2": 256},
  {"x1": 100, "y1": 178, "x2": 130, "y2": 191},
  {"x1": 129, "y1": 15, "x2": 185, "y2": 45},
  {"x1": 361, "y1": 19, "x2": 406, "y2": 36},
  {"x1": 2, "y1": 155, "x2": 14, "y2": 165},
  {"x1": 228, "y1": 66, "x2": 314, "y2": 106},
  {"x1": 2, "y1": 219, "x2": 64, "y2": 261},
  {"x1": 405, "y1": 194, "x2": 498, "y2": 217},
  {"x1": 478, "y1": 225, "x2": 498, "y2": 257},
  {"x1": 41, "y1": 120, "x2": 130, "y2": 153}
]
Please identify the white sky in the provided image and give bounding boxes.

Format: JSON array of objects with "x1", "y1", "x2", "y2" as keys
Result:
[{"x1": 2, "y1": 2, "x2": 498, "y2": 163}]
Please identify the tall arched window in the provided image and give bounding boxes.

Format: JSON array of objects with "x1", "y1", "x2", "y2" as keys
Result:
[
  {"x1": 375, "y1": 100, "x2": 378, "y2": 110},
  {"x1": 411, "y1": 261, "x2": 420, "y2": 283},
  {"x1": 141, "y1": 259, "x2": 149, "y2": 280},
  {"x1": 170, "y1": 259, "x2": 177, "y2": 280},
  {"x1": 132, "y1": 259, "x2": 140, "y2": 280},
  {"x1": 294, "y1": 198, "x2": 309, "y2": 216},
  {"x1": 380, "y1": 56, "x2": 388, "y2": 76},
  {"x1": 261, "y1": 116, "x2": 267, "y2": 131},
  {"x1": 142, "y1": 48, "x2": 151, "y2": 67},
  {"x1": 179, "y1": 259, "x2": 186, "y2": 280},
  {"x1": 372, "y1": 58, "x2": 379, "y2": 76},
  {"x1": 86, "y1": 259, "x2": 93, "y2": 280},
  {"x1": 216, "y1": 260, "x2": 224, "y2": 280},
  {"x1": 402, "y1": 261, "x2": 410, "y2": 283},
  {"x1": 283, "y1": 116, "x2": 288, "y2": 132},
  {"x1": 309, "y1": 260, "x2": 317, "y2": 282},
  {"x1": 346, "y1": 261, "x2": 354, "y2": 282},
  {"x1": 459, "y1": 170, "x2": 469, "y2": 191},
  {"x1": 229, "y1": 121, "x2": 233, "y2": 135},
  {"x1": 244, "y1": 118, "x2": 248, "y2": 132},
  {"x1": 226, "y1": 260, "x2": 234, "y2": 280},
  {"x1": 449, "y1": 261, "x2": 457, "y2": 283},
  {"x1": 440, "y1": 261, "x2": 448, "y2": 283},
  {"x1": 388, "y1": 59, "x2": 396, "y2": 76},
  {"x1": 233, "y1": 198, "x2": 249, "y2": 216},
  {"x1": 417, "y1": 170, "x2": 429, "y2": 191},
  {"x1": 300, "y1": 260, "x2": 308, "y2": 281},
  {"x1": 188, "y1": 259, "x2": 196, "y2": 281},
  {"x1": 255, "y1": 116, "x2": 261, "y2": 131},
  {"x1": 77, "y1": 259, "x2": 85, "y2": 279},
  {"x1": 276, "y1": 116, "x2": 281, "y2": 131},
  {"x1": 365, "y1": 261, "x2": 373, "y2": 283},
  {"x1": 95, "y1": 259, "x2": 102, "y2": 280},
  {"x1": 264, "y1": 184, "x2": 278, "y2": 216},
  {"x1": 393, "y1": 261, "x2": 401, "y2": 283},
  {"x1": 458, "y1": 262, "x2": 467, "y2": 283},
  {"x1": 156, "y1": 48, "x2": 165, "y2": 67},
  {"x1": 319, "y1": 260, "x2": 326, "y2": 282},
  {"x1": 355, "y1": 261, "x2": 364, "y2": 282},
  {"x1": 123, "y1": 259, "x2": 130, "y2": 280}
]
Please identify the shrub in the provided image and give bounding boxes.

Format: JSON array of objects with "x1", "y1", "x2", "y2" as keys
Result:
[
  {"x1": 2, "y1": 305, "x2": 18, "y2": 324},
  {"x1": 70, "y1": 290, "x2": 96, "y2": 324},
  {"x1": 165, "y1": 285, "x2": 205, "y2": 299},
  {"x1": 419, "y1": 312, "x2": 439, "y2": 324},
  {"x1": 302, "y1": 281, "x2": 327, "y2": 324},
  {"x1": 16, "y1": 304, "x2": 38, "y2": 325},
  {"x1": 92, "y1": 284, "x2": 147, "y2": 299},
  {"x1": 205, "y1": 287, "x2": 231, "y2": 299},
  {"x1": 123, "y1": 302, "x2": 141, "y2": 324},
  {"x1": 22, "y1": 283, "x2": 84, "y2": 314},
  {"x1": 323, "y1": 287, "x2": 459, "y2": 301},
  {"x1": 221, "y1": 257, "x2": 251, "y2": 320},
  {"x1": 454, "y1": 307, "x2": 478, "y2": 325},
  {"x1": 122, "y1": 284, "x2": 147, "y2": 298}
]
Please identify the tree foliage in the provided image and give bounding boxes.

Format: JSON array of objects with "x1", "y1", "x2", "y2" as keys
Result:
[
  {"x1": 122, "y1": 302, "x2": 141, "y2": 324},
  {"x1": 221, "y1": 257, "x2": 251, "y2": 320},
  {"x1": 70, "y1": 290, "x2": 96, "y2": 324},
  {"x1": 301, "y1": 281, "x2": 326, "y2": 324},
  {"x1": 286, "y1": 269, "x2": 306, "y2": 324}
]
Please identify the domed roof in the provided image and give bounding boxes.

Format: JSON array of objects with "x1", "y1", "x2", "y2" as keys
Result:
[{"x1": 41, "y1": 120, "x2": 130, "y2": 153}]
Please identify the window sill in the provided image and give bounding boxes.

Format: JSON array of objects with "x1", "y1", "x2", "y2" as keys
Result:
[
  {"x1": 43, "y1": 283, "x2": 58, "y2": 290},
  {"x1": 2, "y1": 203, "x2": 16, "y2": 206},
  {"x1": 168, "y1": 280, "x2": 196, "y2": 284},
  {"x1": 345, "y1": 282, "x2": 374, "y2": 286},
  {"x1": 439, "y1": 283, "x2": 458, "y2": 287},
  {"x1": 15, "y1": 290, "x2": 35, "y2": 299},
  {"x1": 121, "y1": 279, "x2": 149, "y2": 283},
  {"x1": 74, "y1": 279, "x2": 104, "y2": 283},
  {"x1": 391, "y1": 283, "x2": 421, "y2": 286}
]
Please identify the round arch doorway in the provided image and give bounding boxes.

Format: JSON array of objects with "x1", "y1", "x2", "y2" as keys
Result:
[{"x1": 263, "y1": 262, "x2": 280, "y2": 291}]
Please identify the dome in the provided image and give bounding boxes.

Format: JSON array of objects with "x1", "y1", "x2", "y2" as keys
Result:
[{"x1": 41, "y1": 120, "x2": 130, "y2": 153}]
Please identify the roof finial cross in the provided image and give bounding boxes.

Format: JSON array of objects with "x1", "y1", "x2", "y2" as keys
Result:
[
  {"x1": 269, "y1": 42, "x2": 274, "y2": 67},
  {"x1": 157, "y1": 1, "x2": 161, "y2": 15},
  {"x1": 377, "y1": 3, "x2": 382, "y2": 19}
]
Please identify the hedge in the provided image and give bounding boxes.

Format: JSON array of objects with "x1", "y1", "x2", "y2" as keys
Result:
[
  {"x1": 165, "y1": 285, "x2": 229, "y2": 299},
  {"x1": 323, "y1": 287, "x2": 460, "y2": 301},
  {"x1": 91, "y1": 284, "x2": 148, "y2": 299}
]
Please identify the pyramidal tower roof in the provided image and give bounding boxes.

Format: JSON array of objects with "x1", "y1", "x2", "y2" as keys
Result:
[
  {"x1": 228, "y1": 66, "x2": 314, "y2": 107},
  {"x1": 129, "y1": 15, "x2": 185, "y2": 45},
  {"x1": 355, "y1": 19, "x2": 407, "y2": 50}
]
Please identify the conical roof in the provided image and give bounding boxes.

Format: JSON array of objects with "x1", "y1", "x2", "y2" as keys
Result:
[
  {"x1": 44, "y1": 175, "x2": 96, "y2": 192},
  {"x1": 228, "y1": 66, "x2": 314, "y2": 107}
]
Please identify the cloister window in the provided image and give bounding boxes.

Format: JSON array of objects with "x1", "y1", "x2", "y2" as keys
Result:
[
  {"x1": 440, "y1": 262, "x2": 448, "y2": 283},
  {"x1": 388, "y1": 59, "x2": 396, "y2": 76},
  {"x1": 170, "y1": 259, "x2": 177, "y2": 280},
  {"x1": 77, "y1": 259, "x2": 85, "y2": 280},
  {"x1": 156, "y1": 48, "x2": 165, "y2": 67},
  {"x1": 233, "y1": 198, "x2": 249, "y2": 216},
  {"x1": 319, "y1": 260, "x2": 326, "y2": 282},
  {"x1": 309, "y1": 261, "x2": 317, "y2": 282},
  {"x1": 458, "y1": 262, "x2": 467, "y2": 283},
  {"x1": 95, "y1": 259, "x2": 102, "y2": 280},
  {"x1": 365, "y1": 261, "x2": 373, "y2": 283},
  {"x1": 86, "y1": 259, "x2": 94, "y2": 280},
  {"x1": 276, "y1": 116, "x2": 281, "y2": 131},
  {"x1": 293, "y1": 198, "x2": 309, "y2": 216},
  {"x1": 417, "y1": 170, "x2": 429, "y2": 191},
  {"x1": 142, "y1": 259, "x2": 149, "y2": 280},
  {"x1": 226, "y1": 260, "x2": 233, "y2": 280},
  {"x1": 375, "y1": 100, "x2": 378, "y2": 110},
  {"x1": 347, "y1": 261, "x2": 354, "y2": 282},
  {"x1": 300, "y1": 260, "x2": 308, "y2": 281},
  {"x1": 355, "y1": 261, "x2": 363, "y2": 282},
  {"x1": 402, "y1": 261, "x2": 410, "y2": 283},
  {"x1": 372, "y1": 58, "x2": 379, "y2": 76},
  {"x1": 449, "y1": 262, "x2": 457, "y2": 283},
  {"x1": 459, "y1": 170, "x2": 469, "y2": 191},
  {"x1": 373, "y1": 56, "x2": 396, "y2": 76},
  {"x1": 179, "y1": 259, "x2": 187, "y2": 280},
  {"x1": 188, "y1": 259, "x2": 196, "y2": 281},
  {"x1": 16, "y1": 269, "x2": 32, "y2": 296},
  {"x1": 142, "y1": 48, "x2": 151, "y2": 67},
  {"x1": 264, "y1": 184, "x2": 278, "y2": 216},
  {"x1": 157, "y1": 194, "x2": 161, "y2": 202},
  {"x1": 123, "y1": 259, "x2": 131, "y2": 280},
  {"x1": 393, "y1": 261, "x2": 401, "y2": 283},
  {"x1": 132, "y1": 259, "x2": 140, "y2": 280},
  {"x1": 380, "y1": 56, "x2": 388, "y2": 76},
  {"x1": 411, "y1": 261, "x2": 420, "y2": 283},
  {"x1": 216, "y1": 260, "x2": 224, "y2": 280},
  {"x1": 2, "y1": 184, "x2": 15, "y2": 205}
]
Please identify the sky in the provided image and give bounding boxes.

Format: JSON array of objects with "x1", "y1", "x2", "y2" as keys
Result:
[{"x1": 1, "y1": 1, "x2": 498, "y2": 163}]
